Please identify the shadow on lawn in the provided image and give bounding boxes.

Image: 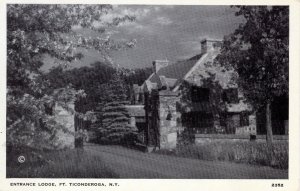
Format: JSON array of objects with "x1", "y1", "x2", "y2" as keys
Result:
[{"x1": 7, "y1": 146, "x2": 119, "y2": 178}]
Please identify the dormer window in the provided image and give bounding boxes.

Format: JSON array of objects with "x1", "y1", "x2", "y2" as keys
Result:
[
  {"x1": 222, "y1": 88, "x2": 238, "y2": 104},
  {"x1": 191, "y1": 87, "x2": 210, "y2": 102}
]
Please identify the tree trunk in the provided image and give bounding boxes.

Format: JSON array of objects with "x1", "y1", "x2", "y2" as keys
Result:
[{"x1": 266, "y1": 101, "x2": 273, "y2": 144}]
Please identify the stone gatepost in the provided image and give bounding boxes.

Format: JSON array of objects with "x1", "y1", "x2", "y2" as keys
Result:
[
  {"x1": 54, "y1": 102, "x2": 75, "y2": 149},
  {"x1": 158, "y1": 91, "x2": 181, "y2": 149}
]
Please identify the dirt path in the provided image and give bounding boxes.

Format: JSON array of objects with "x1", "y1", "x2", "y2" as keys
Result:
[{"x1": 84, "y1": 145, "x2": 288, "y2": 179}]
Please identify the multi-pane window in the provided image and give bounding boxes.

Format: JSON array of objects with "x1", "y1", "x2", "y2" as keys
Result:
[{"x1": 191, "y1": 87, "x2": 210, "y2": 102}]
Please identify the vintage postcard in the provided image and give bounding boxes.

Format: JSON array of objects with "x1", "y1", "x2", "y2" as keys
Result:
[{"x1": 1, "y1": 0, "x2": 299, "y2": 191}]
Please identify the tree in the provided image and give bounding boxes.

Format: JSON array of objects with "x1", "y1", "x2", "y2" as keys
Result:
[
  {"x1": 123, "y1": 67, "x2": 153, "y2": 86},
  {"x1": 43, "y1": 61, "x2": 116, "y2": 112},
  {"x1": 7, "y1": 4, "x2": 136, "y2": 94},
  {"x1": 216, "y1": 6, "x2": 289, "y2": 143},
  {"x1": 7, "y1": 4, "x2": 136, "y2": 150},
  {"x1": 43, "y1": 63, "x2": 152, "y2": 113},
  {"x1": 99, "y1": 72, "x2": 137, "y2": 144},
  {"x1": 7, "y1": 87, "x2": 85, "y2": 150}
]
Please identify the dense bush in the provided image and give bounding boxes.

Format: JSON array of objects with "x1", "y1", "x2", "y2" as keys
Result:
[{"x1": 156, "y1": 141, "x2": 288, "y2": 169}]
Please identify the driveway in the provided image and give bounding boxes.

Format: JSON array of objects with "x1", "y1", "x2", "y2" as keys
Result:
[{"x1": 84, "y1": 145, "x2": 288, "y2": 179}]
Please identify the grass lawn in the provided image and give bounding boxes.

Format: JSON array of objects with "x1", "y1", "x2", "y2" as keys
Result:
[{"x1": 7, "y1": 147, "x2": 119, "y2": 178}]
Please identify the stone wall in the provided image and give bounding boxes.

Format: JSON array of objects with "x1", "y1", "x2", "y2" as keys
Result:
[
  {"x1": 53, "y1": 102, "x2": 75, "y2": 149},
  {"x1": 158, "y1": 91, "x2": 181, "y2": 149},
  {"x1": 194, "y1": 134, "x2": 288, "y2": 145}
]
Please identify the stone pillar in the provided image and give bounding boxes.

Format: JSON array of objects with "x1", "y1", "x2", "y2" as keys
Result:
[
  {"x1": 54, "y1": 102, "x2": 75, "y2": 149},
  {"x1": 158, "y1": 91, "x2": 180, "y2": 149}
]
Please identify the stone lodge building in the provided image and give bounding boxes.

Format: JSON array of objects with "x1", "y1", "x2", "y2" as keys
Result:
[{"x1": 127, "y1": 38, "x2": 288, "y2": 150}]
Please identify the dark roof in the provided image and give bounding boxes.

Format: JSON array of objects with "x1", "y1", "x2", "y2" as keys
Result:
[{"x1": 149, "y1": 53, "x2": 204, "y2": 82}]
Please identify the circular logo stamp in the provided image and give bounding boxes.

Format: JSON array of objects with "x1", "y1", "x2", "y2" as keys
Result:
[{"x1": 18, "y1": 155, "x2": 25, "y2": 163}]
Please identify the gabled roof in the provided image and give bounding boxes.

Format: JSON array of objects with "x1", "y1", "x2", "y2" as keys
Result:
[
  {"x1": 146, "y1": 53, "x2": 205, "y2": 91},
  {"x1": 143, "y1": 39, "x2": 237, "y2": 92},
  {"x1": 183, "y1": 50, "x2": 238, "y2": 89},
  {"x1": 149, "y1": 54, "x2": 204, "y2": 82},
  {"x1": 139, "y1": 39, "x2": 252, "y2": 114}
]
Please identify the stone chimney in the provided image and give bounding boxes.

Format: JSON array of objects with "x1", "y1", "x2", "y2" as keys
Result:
[
  {"x1": 200, "y1": 39, "x2": 222, "y2": 54},
  {"x1": 152, "y1": 60, "x2": 169, "y2": 73}
]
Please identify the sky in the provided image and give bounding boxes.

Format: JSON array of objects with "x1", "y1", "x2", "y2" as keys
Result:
[{"x1": 42, "y1": 5, "x2": 245, "y2": 70}]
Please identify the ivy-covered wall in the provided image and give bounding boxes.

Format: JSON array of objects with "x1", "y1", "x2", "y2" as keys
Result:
[
  {"x1": 177, "y1": 68, "x2": 256, "y2": 135},
  {"x1": 177, "y1": 77, "x2": 227, "y2": 133}
]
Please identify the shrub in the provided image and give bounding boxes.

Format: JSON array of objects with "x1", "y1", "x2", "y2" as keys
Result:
[
  {"x1": 98, "y1": 73, "x2": 138, "y2": 144},
  {"x1": 156, "y1": 141, "x2": 288, "y2": 169}
]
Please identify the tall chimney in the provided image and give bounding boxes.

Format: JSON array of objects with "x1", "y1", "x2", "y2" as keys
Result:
[
  {"x1": 152, "y1": 60, "x2": 169, "y2": 73},
  {"x1": 200, "y1": 39, "x2": 222, "y2": 54}
]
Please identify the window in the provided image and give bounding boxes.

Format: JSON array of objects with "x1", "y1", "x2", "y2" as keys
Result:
[
  {"x1": 191, "y1": 87, "x2": 210, "y2": 102},
  {"x1": 222, "y1": 88, "x2": 239, "y2": 103},
  {"x1": 182, "y1": 112, "x2": 214, "y2": 129},
  {"x1": 240, "y1": 113, "x2": 249, "y2": 126}
]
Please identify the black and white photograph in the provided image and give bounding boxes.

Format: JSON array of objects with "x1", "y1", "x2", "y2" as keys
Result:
[{"x1": 4, "y1": 2, "x2": 293, "y2": 182}]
